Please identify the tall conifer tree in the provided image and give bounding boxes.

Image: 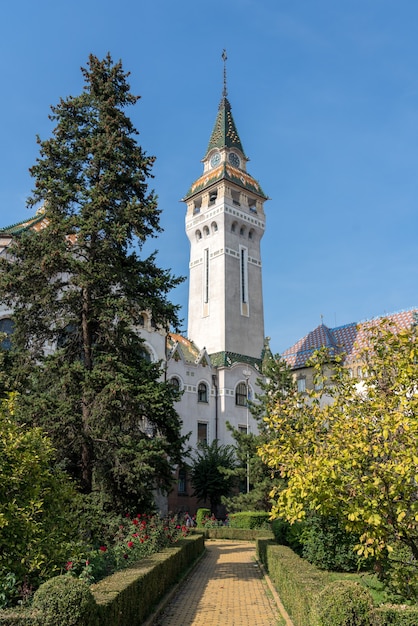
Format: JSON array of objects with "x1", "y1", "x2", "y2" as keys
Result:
[{"x1": 0, "y1": 54, "x2": 186, "y2": 511}]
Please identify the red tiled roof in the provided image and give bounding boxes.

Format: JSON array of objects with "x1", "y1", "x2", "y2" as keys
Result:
[{"x1": 282, "y1": 308, "x2": 417, "y2": 369}]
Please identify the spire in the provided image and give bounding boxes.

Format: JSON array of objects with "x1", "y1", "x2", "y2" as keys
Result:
[{"x1": 205, "y1": 50, "x2": 246, "y2": 158}]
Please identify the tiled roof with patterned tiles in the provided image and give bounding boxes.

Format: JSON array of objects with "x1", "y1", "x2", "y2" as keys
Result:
[
  {"x1": 0, "y1": 210, "x2": 47, "y2": 235},
  {"x1": 206, "y1": 96, "x2": 245, "y2": 156},
  {"x1": 167, "y1": 333, "x2": 201, "y2": 363},
  {"x1": 282, "y1": 308, "x2": 417, "y2": 369},
  {"x1": 183, "y1": 163, "x2": 267, "y2": 201}
]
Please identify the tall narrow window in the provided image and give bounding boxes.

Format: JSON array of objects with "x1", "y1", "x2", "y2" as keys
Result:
[
  {"x1": 204, "y1": 248, "x2": 209, "y2": 303},
  {"x1": 240, "y1": 247, "x2": 248, "y2": 304},
  {"x1": 197, "y1": 422, "x2": 208, "y2": 444}
]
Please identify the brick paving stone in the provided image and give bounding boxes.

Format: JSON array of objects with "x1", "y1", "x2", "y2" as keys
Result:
[{"x1": 153, "y1": 540, "x2": 283, "y2": 626}]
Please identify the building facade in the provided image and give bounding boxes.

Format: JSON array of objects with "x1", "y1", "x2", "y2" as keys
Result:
[{"x1": 0, "y1": 64, "x2": 271, "y2": 515}]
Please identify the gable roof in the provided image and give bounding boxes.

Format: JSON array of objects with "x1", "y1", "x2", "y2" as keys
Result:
[{"x1": 283, "y1": 308, "x2": 417, "y2": 369}]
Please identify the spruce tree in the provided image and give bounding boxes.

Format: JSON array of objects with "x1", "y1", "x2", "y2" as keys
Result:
[{"x1": 0, "y1": 54, "x2": 186, "y2": 511}]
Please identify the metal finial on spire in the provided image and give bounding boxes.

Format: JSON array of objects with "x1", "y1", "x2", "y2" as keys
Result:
[{"x1": 222, "y1": 49, "x2": 228, "y2": 97}]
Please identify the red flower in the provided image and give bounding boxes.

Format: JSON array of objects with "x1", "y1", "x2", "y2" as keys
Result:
[
  {"x1": 65, "y1": 561, "x2": 73, "y2": 571},
  {"x1": 132, "y1": 533, "x2": 139, "y2": 538},
  {"x1": 132, "y1": 518, "x2": 139, "y2": 526},
  {"x1": 127, "y1": 541, "x2": 134, "y2": 548},
  {"x1": 140, "y1": 538, "x2": 144, "y2": 543},
  {"x1": 123, "y1": 553, "x2": 129, "y2": 559},
  {"x1": 99, "y1": 545, "x2": 107, "y2": 552}
]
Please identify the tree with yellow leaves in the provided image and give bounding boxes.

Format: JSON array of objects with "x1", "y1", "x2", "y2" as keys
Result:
[{"x1": 260, "y1": 318, "x2": 418, "y2": 568}]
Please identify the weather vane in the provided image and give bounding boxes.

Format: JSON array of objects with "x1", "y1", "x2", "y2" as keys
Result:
[{"x1": 222, "y1": 49, "x2": 228, "y2": 97}]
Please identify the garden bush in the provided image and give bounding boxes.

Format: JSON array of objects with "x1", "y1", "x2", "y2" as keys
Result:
[
  {"x1": 301, "y1": 514, "x2": 369, "y2": 572},
  {"x1": 196, "y1": 508, "x2": 210, "y2": 527},
  {"x1": 314, "y1": 580, "x2": 374, "y2": 626},
  {"x1": 271, "y1": 517, "x2": 303, "y2": 554},
  {"x1": 32, "y1": 575, "x2": 98, "y2": 626},
  {"x1": 228, "y1": 511, "x2": 270, "y2": 529}
]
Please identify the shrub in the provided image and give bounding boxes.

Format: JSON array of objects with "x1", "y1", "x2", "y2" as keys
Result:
[
  {"x1": 32, "y1": 575, "x2": 98, "y2": 626},
  {"x1": 196, "y1": 508, "x2": 210, "y2": 527},
  {"x1": 314, "y1": 580, "x2": 374, "y2": 626},
  {"x1": 228, "y1": 511, "x2": 270, "y2": 529},
  {"x1": 271, "y1": 517, "x2": 303, "y2": 554},
  {"x1": 0, "y1": 395, "x2": 79, "y2": 589},
  {"x1": 301, "y1": 514, "x2": 369, "y2": 572}
]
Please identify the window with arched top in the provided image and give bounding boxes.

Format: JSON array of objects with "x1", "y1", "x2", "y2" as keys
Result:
[
  {"x1": 197, "y1": 382, "x2": 208, "y2": 403},
  {"x1": 211, "y1": 221, "x2": 218, "y2": 233},
  {"x1": 240, "y1": 226, "x2": 246, "y2": 236},
  {"x1": 203, "y1": 225, "x2": 210, "y2": 237},
  {"x1": 231, "y1": 221, "x2": 237, "y2": 233},
  {"x1": 235, "y1": 382, "x2": 248, "y2": 406},
  {"x1": 196, "y1": 229, "x2": 202, "y2": 241},
  {"x1": 0, "y1": 318, "x2": 14, "y2": 350},
  {"x1": 170, "y1": 376, "x2": 181, "y2": 390},
  {"x1": 248, "y1": 229, "x2": 254, "y2": 240},
  {"x1": 357, "y1": 366, "x2": 362, "y2": 379}
]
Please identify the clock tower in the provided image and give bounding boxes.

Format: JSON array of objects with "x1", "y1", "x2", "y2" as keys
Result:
[{"x1": 182, "y1": 52, "x2": 268, "y2": 363}]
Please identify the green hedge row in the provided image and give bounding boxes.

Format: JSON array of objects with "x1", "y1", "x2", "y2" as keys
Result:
[
  {"x1": 0, "y1": 535, "x2": 205, "y2": 626},
  {"x1": 201, "y1": 527, "x2": 273, "y2": 541},
  {"x1": 257, "y1": 540, "x2": 328, "y2": 626},
  {"x1": 256, "y1": 540, "x2": 418, "y2": 626},
  {"x1": 228, "y1": 511, "x2": 271, "y2": 529}
]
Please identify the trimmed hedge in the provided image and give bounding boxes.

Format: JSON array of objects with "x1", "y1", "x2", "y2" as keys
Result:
[
  {"x1": 228, "y1": 511, "x2": 271, "y2": 529},
  {"x1": 313, "y1": 580, "x2": 373, "y2": 626},
  {"x1": 256, "y1": 540, "x2": 330, "y2": 626},
  {"x1": 369, "y1": 605, "x2": 418, "y2": 626},
  {"x1": 256, "y1": 540, "x2": 418, "y2": 626},
  {"x1": 0, "y1": 535, "x2": 204, "y2": 626},
  {"x1": 203, "y1": 527, "x2": 273, "y2": 541}
]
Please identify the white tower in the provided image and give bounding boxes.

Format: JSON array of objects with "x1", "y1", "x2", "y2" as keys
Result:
[{"x1": 183, "y1": 53, "x2": 268, "y2": 363}]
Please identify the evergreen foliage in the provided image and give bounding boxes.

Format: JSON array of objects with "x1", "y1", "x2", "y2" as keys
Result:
[
  {"x1": 0, "y1": 54, "x2": 186, "y2": 511},
  {"x1": 224, "y1": 355, "x2": 294, "y2": 512},
  {"x1": 190, "y1": 440, "x2": 237, "y2": 514}
]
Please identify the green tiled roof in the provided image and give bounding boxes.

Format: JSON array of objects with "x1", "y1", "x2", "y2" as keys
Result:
[
  {"x1": 0, "y1": 212, "x2": 46, "y2": 235},
  {"x1": 183, "y1": 163, "x2": 267, "y2": 202},
  {"x1": 209, "y1": 351, "x2": 262, "y2": 371},
  {"x1": 205, "y1": 96, "x2": 245, "y2": 157}
]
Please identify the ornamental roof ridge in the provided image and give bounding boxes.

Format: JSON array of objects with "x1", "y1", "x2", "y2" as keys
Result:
[{"x1": 0, "y1": 212, "x2": 46, "y2": 235}]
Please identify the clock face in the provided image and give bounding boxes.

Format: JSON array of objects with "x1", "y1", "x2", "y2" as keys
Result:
[
  {"x1": 210, "y1": 152, "x2": 221, "y2": 168},
  {"x1": 228, "y1": 152, "x2": 240, "y2": 168}
]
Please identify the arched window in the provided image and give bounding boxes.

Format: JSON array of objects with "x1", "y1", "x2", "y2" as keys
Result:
[
  {"x1": 0, "y1": 318, "x2": 14, "y2": 350},
  {"x1": 357, "y1": 366, "x2": 362, "y2": 379},
  {"x1": 235, "y1": 382, "x2": 247, "y2": 406},
  {"x1": 138, "y1": 314, "x2": 145, "y2": 327},
  {"x1": 203, "y1": 225, "x2": 210, "y2": 237},
  {"x1": 197, "y1": 382, "x2": 208, "y2": 403},
  {"x1": 248, "y1": 229, "x2": 254, "y2": 240},
  {"x1": 231, "y1": 221, "x2": 237, "y2": 233},
  {"x1": 240, "y1": 226, "x2": 246, "y2": 236},
  {"x1": 211, "y1": 221, "x2": 218, "y2": 233},
  {"x1": 170, "y1": 376, "x2": 181, "y2": 390},
  {"x1": 196, "y1": 229, "x2": 202, "y2": 240}
]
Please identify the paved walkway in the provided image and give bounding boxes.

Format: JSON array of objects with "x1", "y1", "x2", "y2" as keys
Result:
[{"x1": 151, "y1": 540, "x2": 293, "y2": 626}]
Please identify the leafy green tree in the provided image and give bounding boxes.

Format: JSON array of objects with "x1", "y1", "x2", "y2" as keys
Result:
[
  {"x1": 260, "y1": 319, "x2": 418, "y2": 565},
  {"x1": 0, "y1": 394, "x2": 78, "y2": 590},
  {"x1": 224, "y1": 355, "x2": 294, "y2": 512},
  {"x1": 190, "y1": 440, "x2": 237, "y2": 514},
  {"x1": 0, "y1": 54, "x2": 186, "y2": 511}
]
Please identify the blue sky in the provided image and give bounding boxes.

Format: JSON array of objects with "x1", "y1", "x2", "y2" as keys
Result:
[{"x1": 1, "y1": 1, "x2": 417, "y2": 354}]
